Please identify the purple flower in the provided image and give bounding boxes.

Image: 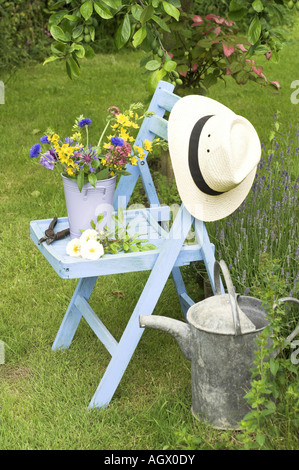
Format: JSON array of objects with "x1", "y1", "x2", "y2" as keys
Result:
[
  {"x1": 110, "y1": 136, "x2": 124, "y2": 147},
  {"x1": 40, "y1": 135, "x2": 50, "y2": 144},
  {"x1": 30, "y1": 143, "x2": 41, "y2": 158},
  {"x1": 40, "y1": 150, "x2": 56, "y2": 170},
  {"x1": 78, "y1": 118, "x2": 92, "y2": 127}
]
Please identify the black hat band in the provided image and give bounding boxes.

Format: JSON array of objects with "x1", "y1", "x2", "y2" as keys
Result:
[{"x1": 188, "y1": 115, "x2": 224, "y2": 196}]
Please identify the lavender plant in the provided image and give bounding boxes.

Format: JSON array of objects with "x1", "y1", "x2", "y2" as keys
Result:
[{"x1": 210, "y1": 113, "x2": 299, "y2": 299}]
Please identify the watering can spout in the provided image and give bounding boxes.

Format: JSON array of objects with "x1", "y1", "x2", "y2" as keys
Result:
[{"x1": 139, "y1": 315, "x2": 192, "y2": 361}]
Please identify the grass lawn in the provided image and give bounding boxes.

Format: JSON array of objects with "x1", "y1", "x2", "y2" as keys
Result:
[{"x1": 0, "y1": 23, "x2": 298, "y2": 450}]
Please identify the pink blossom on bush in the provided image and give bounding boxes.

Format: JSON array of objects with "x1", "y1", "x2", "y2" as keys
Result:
[
  {"x1": 205, "y1": 14, "x2": 234, "y2": 27},
  {"x1": 266, "y1": 50, "x2": 272, "y2": 60},
  {"x1": 192, "y1": 15, "x2": 203, "y2": 26},
  {"x1": 223, "y1": 44, "x2": 235, "y2": 57},
  {"x1": 270, "y1": 80, "x2": 281, "y2": 89},
  {"x1": 236, "y1": 43, "x2": 248, "y2": 52},
  {"x1": 252, "y1": 66, "x2": 266, "y2": 80}
]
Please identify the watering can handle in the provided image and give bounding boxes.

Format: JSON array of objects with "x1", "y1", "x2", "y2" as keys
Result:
[{"x1": 214, "y1": 260, "x2": 242, "y2": 336}]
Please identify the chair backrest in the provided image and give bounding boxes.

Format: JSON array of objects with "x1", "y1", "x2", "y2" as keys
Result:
[{"x1": 113, "y1": 81, "x2": 180, "y2": 211}]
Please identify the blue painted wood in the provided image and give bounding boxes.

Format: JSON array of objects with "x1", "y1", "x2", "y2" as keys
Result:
[
  {"x1": 30, "y1": 80, "x2": 222, "y2": 409},
  {"x1": 88, "y1": 205, "x2": 195, "y2": 409},
  {"x1": 74, "y1": 295, "x2": 118, "y2": 356},
  {"x1": 30, "y1": 212, "x2": 213, "y2": 280},
  {"x1": 113, "y1": 81, "x2": 177, "y2": 210},
  {"x1": 52, "y1": 276, "x2": 97, "y2": 350}
]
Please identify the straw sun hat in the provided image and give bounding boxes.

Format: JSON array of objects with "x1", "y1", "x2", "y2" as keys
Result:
[{"x1": 168, "y1": 95, "x2": 261, "y2": 222}]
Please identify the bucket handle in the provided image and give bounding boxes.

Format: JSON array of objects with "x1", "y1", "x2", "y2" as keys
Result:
[
  {"x1": 83, "y1": 186, "x2": 107, "y2": 200},
  {"x1": 214, "y1": 260, "x2": 242, "y2": 336}
]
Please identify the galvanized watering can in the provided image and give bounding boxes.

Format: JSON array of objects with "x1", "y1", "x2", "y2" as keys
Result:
[{"x1": 139, "y1": 260, "x2": 299, "y2": 430}]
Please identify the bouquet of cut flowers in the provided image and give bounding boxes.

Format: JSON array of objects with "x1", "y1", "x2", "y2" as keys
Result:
[{"x1": 29, "y1": 103, "x2": 161, "y2": 191}]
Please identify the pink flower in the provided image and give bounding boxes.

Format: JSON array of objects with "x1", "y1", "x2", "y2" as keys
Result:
[
  {"x1": 265, "y1": 50, "x2": 272, "y2": 60},
  {"x1": 192, "y1": 15, "x2": 203, "y2": 26},
  {"x1": 214, "y1": 26, "x2": 221, "y2": 36},
  {"x1": 270, "y1": 80, "x2": 281, "y2": 89},
  {"x1": 245, "y1": 59, "x2": 256, "y2": 65},
  {"x1": 236, "y1": 43, "x2": 248, "y2": 52},
  {"x1": 205, "y1": 14, "x2": 218, "y2": 20},
  {"x1": 226, "y1": 68, "x2": 232, "y2": 75},
  {"x1": 108, "y1": 106, "x2": 120, "y2": 116},
  {"x1": 205, "y1": 14, "x2": 233, "y2": 27},
  {"x1": 252, "y1": 66, "x2": 266, "y2": 80},
  {"x1": 223, "y1": 44, "x2": 235, "y2": 57}
]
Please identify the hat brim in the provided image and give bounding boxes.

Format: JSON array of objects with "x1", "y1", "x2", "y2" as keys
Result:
[{"x1": 168, "y1": 95, "x2": 258, "y2": 222}]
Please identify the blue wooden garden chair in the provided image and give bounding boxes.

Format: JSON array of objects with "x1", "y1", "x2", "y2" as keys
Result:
[{"x1": 30, "y1": 81, "x2": 223, "y2": 409}]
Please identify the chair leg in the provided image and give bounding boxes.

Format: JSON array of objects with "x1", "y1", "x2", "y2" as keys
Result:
[
  {"x1": 88, "y1": 205, "x2": 193, "y2": 409},
  {"x1": 52, "y1": 276, "x2": 98, "y2": 350}
]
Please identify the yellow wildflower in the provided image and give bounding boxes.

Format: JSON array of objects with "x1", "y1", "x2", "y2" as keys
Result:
[
  {"x1": 143, "y1": 139, "x2": 152, "y2": 152},
  {"x1": 131, "y1": 156, "x2": 139, "y2": 166},
  {"x1": 119, "y1": 127, "x2": 130, "y2": 141},
  {"x1": 71, "y1": 132, "x2": 82, "y2": 141},
  {"x1": 66, "y1": 167, "x2": 76, "y2": 176},
  {"x1": 134, "y1": 145, "x2": 145, "y2": 159},
  {"x1": 51, "y1": 134, "x2": 60, "y2": 143}
]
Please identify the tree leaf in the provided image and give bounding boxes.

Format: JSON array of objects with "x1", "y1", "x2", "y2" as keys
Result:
[
  {"x1": 132, "y1": 26, "x2": 147, "y2": 48},
  {"x1": 163, "y1": 60, "x2": 177, "y2": 72},
  {"x1": 152, "y1": 14, "x2": 171, "y2": 32},
  {"x1": 145, "y1": 59, "x2": 161, "y2": 71},
  {"x1": 50, "y1": 25, "x2": 70, "y2": 42},
  {"x1": 248, "y1": 16, "x2": 261, "y2": 45},
  {"x1": 140, "y1": 4, "x2": 154, "y2": 24},
  {"x1": 162, "y1": 1, "x2": 180, "y2": 21},
  {"x1": 101, "y1": 0, "x2": 121, "y2": 9},
  {"x1": 49, "y1": 10, "x2": 69, "y2": 26},
  {"x1": 43, "y1": 55, "x2": 62, "y2": 65},
  {"x1": 51, "y1": 41, "x2": 67, "y2": 55},
  {"x1": 83, "y1": 44, "x2": 95, "y2": 59},
  {"x1": 72, "y1": 24, "x2": 84, "y2": 39},
  {"x1": 80, "y1": 0, "x2": 93, "y2": 21},
  {"x1": 147, "y1": 68, "x2": 166, "y2": 93},
  {"x1": 94, "y1": 2, "x2": 113, "y2": 19},
  {"x1": 252, "y1": 0, "x2": 264, "y2": 12},
  {"x1": 115, "y1": 14, "x2": 131, "y2": 49},
  {"x1": 131, "y1": 4, "x2": 143, "y2": 21}
]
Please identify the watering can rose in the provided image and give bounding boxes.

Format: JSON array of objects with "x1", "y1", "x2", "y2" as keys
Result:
[{"x1": 29, "y1": 103, "x2": 162, "y2": 192}]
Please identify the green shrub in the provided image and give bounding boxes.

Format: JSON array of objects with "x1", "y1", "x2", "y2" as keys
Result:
[{"x1": 0, "y1": 0, "x2": 53, "y2": 70}]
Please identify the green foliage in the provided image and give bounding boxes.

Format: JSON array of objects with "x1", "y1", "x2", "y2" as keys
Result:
[
  {"x1": 41, "y1": 0, "x2": 294, "y2": 92},
  {"x1": 238, "y1": 255, "x2": 299, "y2": 450},
  {"x1": 0, "y1": 0, "x2": 53, "y2": 70},
  {"x1": 91, "y1": 208, "x2": 156, "y2": 254}
]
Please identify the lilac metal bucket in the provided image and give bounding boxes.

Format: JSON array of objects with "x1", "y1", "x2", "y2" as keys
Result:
[{"x1": 62, "y1": 174, "x2": 116, "y2": 239}]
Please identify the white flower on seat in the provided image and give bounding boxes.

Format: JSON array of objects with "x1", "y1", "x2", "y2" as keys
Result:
[
  {"x1": 80, "y1": 239, "x2": 104, "y2": 260},
  {"x1": 66, "y1": 238, "x2": 81, "y2": 257}
]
